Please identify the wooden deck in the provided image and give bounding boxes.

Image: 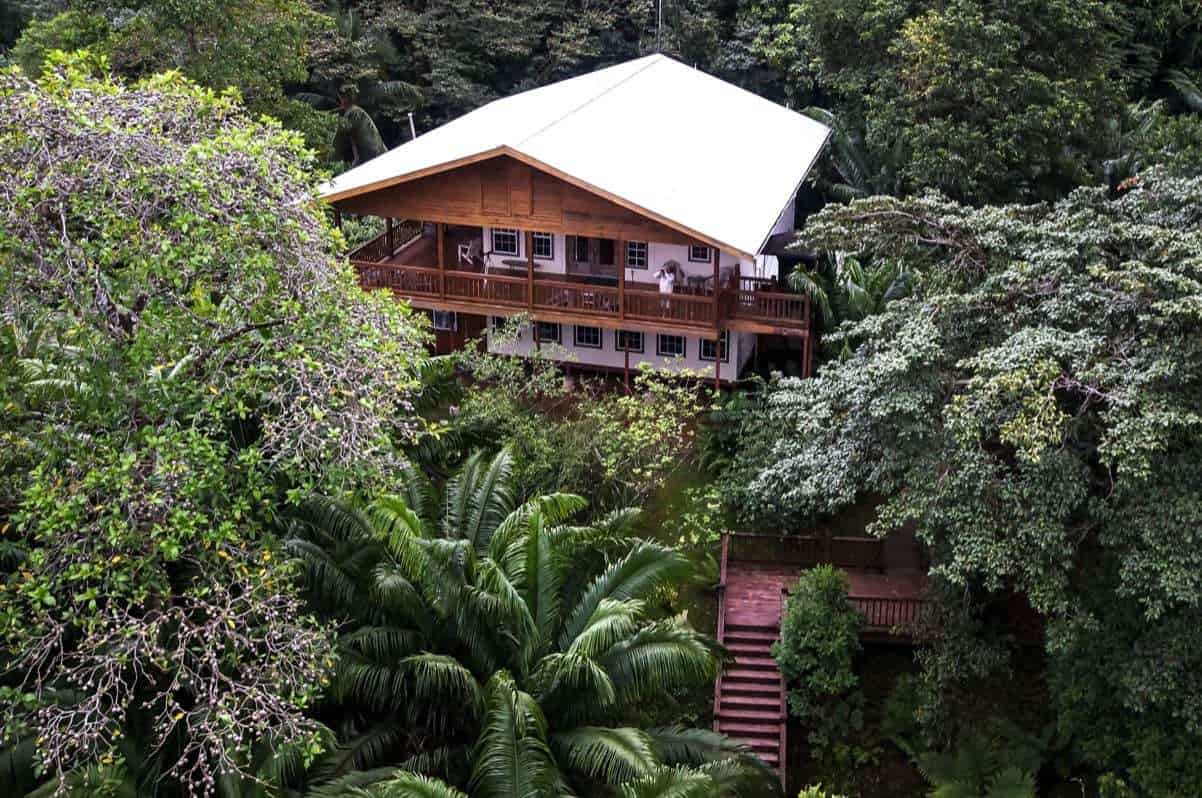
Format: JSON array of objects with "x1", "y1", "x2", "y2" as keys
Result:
[
  {"x1": 712, "y1": 533, "x2": 929, "y2": 787},
  {"x1": 348, "y1": 226, "x2": 813, "y2": 341}
]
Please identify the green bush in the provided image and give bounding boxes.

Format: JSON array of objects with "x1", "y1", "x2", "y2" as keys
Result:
[{"x1": 772, "y1": 565, "x2": 865, "y2": 760}]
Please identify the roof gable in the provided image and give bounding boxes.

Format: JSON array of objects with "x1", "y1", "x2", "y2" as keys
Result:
[{"x1": 320, "y1": 54, "x2": 830, "y2": 256}]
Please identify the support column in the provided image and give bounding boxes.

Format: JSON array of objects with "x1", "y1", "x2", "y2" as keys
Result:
[
  {"x1": 712, "y1": 246, "x2": 720, "y2": 327},
  {"x1": 333, "y1": 209, "x2": 342, "y2": 231},
  {"x1": 624, "y1": 346, "x2": 630, "y2": 394},
  {"x1": 526, "y1": 230, "x2": 534, "y2": 311},
  {"x1": 714, "y1": 331, "x2": 721, "y2": 392},
  {"x1": 618, "y1": 238, "x2": 626, "y2": 322},
  {"x1": 386, "y1": 217, "x2": 394, "y2": 254},
  {"x1": 436, "y1": 222, "x2": 445, "y2": 299}
]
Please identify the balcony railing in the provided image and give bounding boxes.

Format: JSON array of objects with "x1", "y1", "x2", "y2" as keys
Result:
[{"x1": 349, "y1": 229, "x2": 810, "y2": 333}]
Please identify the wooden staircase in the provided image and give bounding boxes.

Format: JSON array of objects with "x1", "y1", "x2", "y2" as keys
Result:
[
  {"x1": 713, "y1": 537, "x2": 788, "y2": 784},
  {"x1": 714, "y1": 620, "x2": 787, "y2": 774}
]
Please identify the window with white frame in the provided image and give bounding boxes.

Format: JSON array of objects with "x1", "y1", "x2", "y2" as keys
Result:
[
  {"x1": 535, "y1": 321, "x2": 561, "y2": 344},
  {"x1": 432, "y1": 310, "x2": 457, "y2": 332},
  {"x1": 700, "y1": 330, "x2": 729, "y2": 362},
  {"x1": 491, "y1": 316, "x2": 507, "y2": 331},
  {"x1": 532, "y1": 232, "x2": 554, "y2": 260},
  {"x1": 573, "y1": 236, "x2": 591, "y2": 262},
  {"x1": 491, "y1": 228, "x2": 519, "y2": 256},
  {"x1": 574, "y1": 325, "x2": 602, "y2": 348},
  {"x1": 626, "y1": 241, "x2": 648, "y2": 269},
  {"x1": 688, "y1": 245, "x2": 712, "y2": 263},
  {"x1": 656, "y1": 333, "x2": 686, "y2": 358},
  {"x1": 615, "y1": 329, "x2": 644, "y2": 353}
]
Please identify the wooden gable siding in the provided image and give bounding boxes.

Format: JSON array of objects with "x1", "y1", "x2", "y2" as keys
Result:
[{"x1": 334, "y1": 155, "x2": 704, "y2": 247}]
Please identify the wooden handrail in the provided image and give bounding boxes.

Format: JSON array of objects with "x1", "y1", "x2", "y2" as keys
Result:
[
  {"x1": 778, "y1": 586, "x2": 788, "y2": 789},
  {"x1": 713, "y1": 534, "x2": 730, "y2": 734}
]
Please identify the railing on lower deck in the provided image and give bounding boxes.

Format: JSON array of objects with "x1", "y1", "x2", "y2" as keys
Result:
[
  {"x1": 444, "y1": 271, "x2": 528, "y2": 307},
  {"x1": 532, "y1": 279, "x2": 620, "y2": 316},
  {"x1": 853, "y1": 596, "x2": 928, "y2": 631},
  {"x1": 727, "y1": 532, "x2": 884, "y2": 571},
  {"x1": 729, "y1": 288, "x2": 809, "y2": 327}
]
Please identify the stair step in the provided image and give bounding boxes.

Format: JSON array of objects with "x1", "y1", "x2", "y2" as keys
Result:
[
  {"x1": 750, "y1": 750, "x2": 780, "y2": 765},
  {"x1": 724, "y1": 668, "x2": 783, "y2": 683},
  {"x1": 732, "y1": 654, "x2": 778, "y2": 670},
  {"x1": 720, "y1": 692, "x2": 782, "y2": 708},
  {"x1": 718, "y1": 721, "x2": 783, "y2": 736},
  {"x1": 734, "y1": 736, "x2": 781, "y2": 754},
  {"x1": 721, "y1": 680, "x2": 781, "y2": 696},
  {"x1": 718, "y1": 707, "x2": 784, "y2": 722},
  {"x1": 726, "y1": 641, "x2": 775, "y2": 655},
  {"x1": 724, "y1": 626, "x2": 779, "y2": 641}
]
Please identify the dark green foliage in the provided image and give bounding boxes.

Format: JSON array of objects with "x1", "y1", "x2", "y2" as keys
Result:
[
  {"x1": 286, "y1": 449, "x2": 775, "y2": 797},
  {"x1": 0, "y1": 58, "x2": 427, "y2": 795},
  {"x1": 772, "y1": 567, "x2": 863, "y2": 756},
  {"x1": 735, "y1": 171, "x2": 1202, "y2": 793}
]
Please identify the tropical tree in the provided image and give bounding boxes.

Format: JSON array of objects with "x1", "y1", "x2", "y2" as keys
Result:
[
  {"x1": 286, "y1": 449, "x2": 777, "y2": 796},
  {"x1": 729, "y1": 168, "x2": 1202, "y2": 793},
  {"x1": 0, "y1": 55, "x2": 427, "y2": 796}
]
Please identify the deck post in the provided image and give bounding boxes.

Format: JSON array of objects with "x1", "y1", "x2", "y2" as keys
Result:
[
  {"x1": 714, "y1": 331, "x2": 721, "y2": 392},
  {"x1": 624, "y1": 346, "x2": 630, "y2": 394},
  {"x1": 712, "y1": 246, "x2": 720, "y2": 326},
  {"x1": 333, "y1": 209, "x2": 342, "y2": 231},
  {"x1": 618, "y1": 238, "x2": 626, "y2": 322},
  {"x1": 525, "y1": 230, "x2": 534, "y2": 311},
  {"x1": 386, "y1": 216, "x2": 394, "y2": 255},
  {"x1": 436, "y1": 222, "x2": 445, "y2": 299}
]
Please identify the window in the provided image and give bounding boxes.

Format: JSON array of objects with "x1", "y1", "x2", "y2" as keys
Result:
[
  {"x1": 688, "y1": 245, "x2": 712, "y2": 263},
  {"x1": 491, "y1": 316, "x2": 507, "y2": 331},
  {"x1": 574, "y1": 325, "x2": 602, "y2": 349},
  {"x1": 532, "y1": 232, "x2": 554, "y2": 260},
  {"x1": 615, "y1": 329, "x2": 644, "y2": 353},
  {"x1": 597, "y1": 238, "x2": 615, "y2": 265},
  {"x1": 492, "y1": 228, "x2": 519, "y2": 256},
  {"x1": 432, "y1": 310, "x2": 457, "y2": 332},
  {"x1": 700, "y1": 330, "x2": 729, "y2": 362},
  {"x1": 626, "y1": 241, "x2": 648, "y2": 269},
  {"x1": 535, "y1": 321, "x2": 561, "y2": 344},
  {"x1": 574, "y1": 236, "x2": 591, "y2": 262},
  {"x1": 656, "y1": 334, "x2": 686, "y2": 358}
]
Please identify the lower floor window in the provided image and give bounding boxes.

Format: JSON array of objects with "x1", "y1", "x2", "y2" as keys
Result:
[
  {"x1": 535, "y1": 321, "x2": 561, "y2": 344},
  {"x1": 432, "y1": 310, "x2": 457, "y2": 332},
  {"x1": 615, "y1": 329, "x2": 644, "y2": 353},
  {"x1": 700, "y1": 330, "x2": 729, "y2": 362},
  {"x1": 574, "y1": 325, "x2": 602, "y2": 348},
  {"x1": 657, "y1": 334, "x2": 686, "y2": 358}
]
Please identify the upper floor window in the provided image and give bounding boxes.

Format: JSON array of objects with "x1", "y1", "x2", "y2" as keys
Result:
[
  {"x1": 532, "y1": 232, "x2": 554, "y2": 260},
  {"x1": 626, "y1": 241, "x2": 648, "y2": 269},
  {"x1": 688, "y1": 245, "x2": 712, "y2": 263},
  {"x1": 574, "y1": 235, "x2": 591, "y2": 263},
  {"x1": 700, "y1": 330, "x2": 729, "y2": 362},
  {"x1": 492, "y1": 228, "x2": 519, "y2": 256}
]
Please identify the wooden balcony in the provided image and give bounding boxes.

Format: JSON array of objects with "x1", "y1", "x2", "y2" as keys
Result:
[{"x1": 348, "y1": 227, "x2": 810, "y2": 337}]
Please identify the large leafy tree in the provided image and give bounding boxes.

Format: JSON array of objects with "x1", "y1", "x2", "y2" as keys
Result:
[
  {"x1": 286, "y1": 450, "x2": 775, "y2": 796},
  {"x1": 745, "y1": 0, "x2": 1130, "y2": 203},
  {"x1": 0, "y1": 56, "x2": 427, "y2": 795},
  {"x1": 11, "y1": 0, "x2": 333, "y2": 148},
  {"x1": 730, "y1": 169, "x2": 1202, "y2": 793}
]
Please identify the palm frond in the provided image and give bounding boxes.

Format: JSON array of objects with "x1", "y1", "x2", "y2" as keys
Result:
[
  {"x1": 372, "y1": 771, "x2": 468, "y2": 798},
  {"x1": 470, "y1": 672, "x2": 559, "y2": 798},
  {"x1": 560, "y1": 542, "x2": 691, "y2": 650},
  {"x1": 1165, "y1": 69, "x2": 1202, "y2": 113},
  {"x1": 645, "y1": 726, "x2": 746, "y2": 767},
  {"x1": 550, "y1": 726, "x2": 656, "y2": 785},
  {"x1": 401, "y1": 653, "x2": 483, "y2": 718},
  {"x1": 616, "y1": 765, "x2": 714, "y2": 798},
  {"x1": 598, "y1": 622, "x2": 719, "y2": 706}
]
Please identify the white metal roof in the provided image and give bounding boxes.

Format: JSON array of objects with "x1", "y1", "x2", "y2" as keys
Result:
[{"x1": 319, "y1": 54, "x2": 830, "y2": 257}]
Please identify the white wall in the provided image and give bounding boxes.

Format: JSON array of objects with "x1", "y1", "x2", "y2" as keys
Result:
[
  {"x1": 486, "y1": 318, "x2": 744, "y2": 380},
  {"x1": 481, "y1": 227, "x2": 754, "y2": 286}
]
